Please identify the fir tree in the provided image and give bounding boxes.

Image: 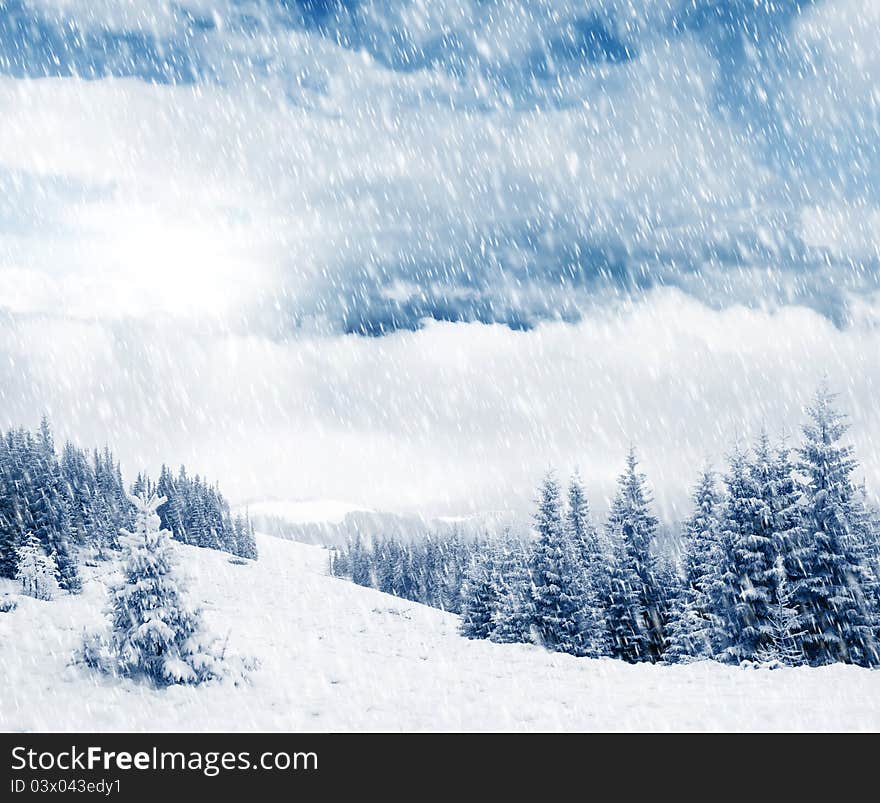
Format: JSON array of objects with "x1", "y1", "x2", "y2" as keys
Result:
[
  {"x1": 702, "y1": 524, "x2": 743, "y2": 663},
  {"x1": 30, "y1": 418, "x2": 79, "y2": 591},
  {"x1": 391, "y1": 541, "x2": 412, "y2": 598},
  {"x1": 665, "y1": 466, "x2": 721, "y2": 663},
  {"x1": 529, "y1": 472, "x2": 587, "y2": 655},
  {"x1": 603, "y1": 448, "x2": 663, "y2": 662},
  {"x1": 565, "y1": 472, "x2": 609, "y2": 656},
  {"x1": 754, "y1": 556, "x2": 804, "y2": 666},
  {"x1": 375, "y1": 539, "x2": 396, "y2": 595},
  {"x1": 605, "y1": 535, "x2": 645, "y2": 662},
  {"x1": 490, "y1": 533, "x2": 534, "y2": 644},
  {"x1": 348, "y1": 535, "x2": 372, "y2": 587},
  {"x1": 721, "y1": 444, "x2": 771, "y2": 659},
  {"x1": 105, "y1": 492, "x2": 220, "y2": 685},
  {"x1": 156, "y1": 465, "x2": 186, "y2": 542},
  {"x1": 238, "y1": 515, "x2": 258, "y2": 560},
  {"x1": 459, "y1": 546, "x2": 499, "y2": 639},
  {"x1": 0, "y1": 433, "x2": 23, "y2": 579},
  {"x1": 791, "y1": 383, "x2": 878, "y2": 666}
]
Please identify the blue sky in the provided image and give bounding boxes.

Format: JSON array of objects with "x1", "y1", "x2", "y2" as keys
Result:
[{"x1": 0, "y1": 1, "x2": 878, "y2": 515}]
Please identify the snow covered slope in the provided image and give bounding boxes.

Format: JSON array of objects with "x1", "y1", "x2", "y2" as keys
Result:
[{"x1": 2, "y1": 535, "x2": 879, "y2": 732}]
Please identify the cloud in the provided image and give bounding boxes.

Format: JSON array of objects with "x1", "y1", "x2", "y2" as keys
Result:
[
  {"x1": 0, "y1": 34, "x2": 785, "y2": 332},
  {"x1": 2, "y1": 289, "x2": 878, "y2": 519},
  {"x1": 0, "y1": 3, "x2": 878, "y2": 333}
]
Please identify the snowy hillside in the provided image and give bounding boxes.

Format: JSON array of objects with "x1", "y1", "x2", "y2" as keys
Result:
[{"x1": 2, "y1": 535, "x2": 878, "y2": 732}]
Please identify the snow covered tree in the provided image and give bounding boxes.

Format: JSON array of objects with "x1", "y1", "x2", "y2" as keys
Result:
[
  {"x1": 665, "y1": 465, "x2": 721, "y2": 663},
  {"x1": 790, "y1": 383, "x2": 878, "y2": 666},
  {"x1": 490, "y1": 531, "x2": 534, "y2": 644},
  {"x1": 391, "y1": 541, "x2": 413, "y2": 598},
  {"x1": 439, "y1": 529, "x2": 470, "y2": 613},
  {"x1": 605, "y1": 536, "x2": 645, "y2": 662},
  {"x1": 232, "y1": 513, "x2": 258, "y2": 560},
  {"x1": 565, "y1": 472, "x2": 610, "y2": 656},
  {"x1": 857, "y1": 493, "x2": 880, "y2": 646},
  {"x1": 106, "y1": 492, "x2": 221, "y2": 685},
  {"x1": 603, "y1": 448, "x2": 664, "y2": 662},
  {"x1": 459, "y1": 546, "x2": 500, "y2": 639},
  {"x1": 375, "y1": 538, "x2": 396, "y2": 595},
  {"x1": 721, "y1": 443, "x2": 772, "y2": 659},
  {"x1": 528, "y1": 472, "x2": 588, "y2": 655},
  {"x1": 329, "y1": 546, "x2": 349, "y2": 578},
  {"x1": 754, "y1": 556, "x2": 804, "y2": 666},
  {"x1": 0, "y1": 435, "x2": 22, "y2": 579},
  {"x1": 15, "y1": 533, "x2": 60, "y2": 601},
  {"x1": 156, "y1": 464, "x2": 186, "y2": 542},
  {"x1": 348, "y1": 535, "x2": 372, "y2": 587},
  {"x1": 29, "y1": 418, "x2": 79, "y2": 592},
  {"x1": 702, "y1": 524, "x2": 743, "y2": 663}
]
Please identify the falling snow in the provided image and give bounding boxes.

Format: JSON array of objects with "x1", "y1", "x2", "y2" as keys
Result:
[{"x1": 1, "y1": 1, "x2": 879, "y2": 731}]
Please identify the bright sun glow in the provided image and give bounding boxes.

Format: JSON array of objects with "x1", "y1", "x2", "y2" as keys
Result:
[{"x1": 72, "y1": 201, "x2": 256, "y2": 320}]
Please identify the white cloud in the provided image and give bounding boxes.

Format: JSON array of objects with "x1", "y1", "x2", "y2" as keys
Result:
[
  {"x1": 790, "y1": 0, "x2": 880, "y2": 129},
  {"x1": 800, "y1": 204, "x2": 880, "y2": 262},
  {"x1": 2, "y1": 289, "x2": 878, "y2": 521},
  {"x1": 0, "y1": 33, "x2": 769, "y2": 327}
]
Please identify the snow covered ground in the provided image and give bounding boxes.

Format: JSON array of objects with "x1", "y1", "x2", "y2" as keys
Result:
[{"x1": 2, "y1": 535, "x2": 879, "y2": 732}]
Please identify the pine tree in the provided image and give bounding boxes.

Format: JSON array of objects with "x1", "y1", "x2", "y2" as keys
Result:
[
  {"x1": 92, "y1": 494, "x2": 121, "y2": 557},
  {"x1": 348, "y1": 535, "x2": 372, "y2": 587},
  {"x1": 605, "y1": 535, "x2": 645, "y2": 662},
  {"x1": 528, "y1": 472, "x2": 587, "y2": 655},
  {"x1": 754, "y1": 556, "x2": 804, "y2": 666},
  {"x1": 330, "y1": 545, "x2": 349, "y2": 578},
  {"x1": 106, "y1": 492, "x2": 220, "y2": 685},
  {"x1": 0, "y1": 433, "x2": 23, "y2": 579},
  {"x1": 603, "y1": 448, "x2": 663, "y2": 662},
  {"x1": 30, "y1": 419, "x2": 79, "y2": 592},
  {"x1": 858, "y1": 494, "x2": 880, "y2": 645},
  {"x1": 156, "y1": 465, "x2": 186, "y2": 542},
  {"x1": 666, "y1": 465, "x2": 721, "y2": 663},
  {"x1": 237, "y1": 515, "x2": 258, "y2": 560},
  {"x1": 703, "y1": 524, "x2": 743, "y2": 663},
  {"x1": 459, "y1": 546, "x2": 499, "y2": 639},
  {"x1": 374, "y1": 538, "x2": 395, "y2": 595},
  {"x1": 565, "y1": 472, "x2": 609, "y2": 656},
  {"x1": 15, "y1": 533, "x2": 60, "y2": 601},
  {"x1": 720, "y1": 443, "x2": 771, "y2": 659},
  {"x1": 791, "y1": 383, "x2": 878, "y2": 666},
  {"x1": 391, "y1": 541, "x2": 412, "y2": 598},
  {"x1": 440, "y1": 529, "x2": 468, "y2": 613},
  {"x1": 59, "y1": 441, "x2": 92, "y2": 547},
  {"x1": 653, "y1": 554, "x2": 683, "y2": 656},
  {"x1": 745, "y1": 431, "x2": 789, "y2": 647},
  {"x1": 490, "y1": 532, "x2": 534, "y2": 644}
]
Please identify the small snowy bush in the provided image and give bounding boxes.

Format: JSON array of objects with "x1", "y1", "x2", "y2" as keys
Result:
[
  {"x1": 15, "y1": 534, "x2": 61, "y2": 601},
  {"x1": 0, "y1": 595, "x2": 17, "y2": 613}
]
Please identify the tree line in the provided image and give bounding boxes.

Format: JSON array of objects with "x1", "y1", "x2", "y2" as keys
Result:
[
  {"x1": 133, "y1": 465, "x2": 257, "y2": 560},
  {"x1": 334, "y1": 384, "x2": 880, "y2": 668},
  {"x1": 0, "y1": 418, "x2": 256, "y2": 597},
  {"x1": 330, "y1": 532, "x2": 476, "y2": 613}
]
